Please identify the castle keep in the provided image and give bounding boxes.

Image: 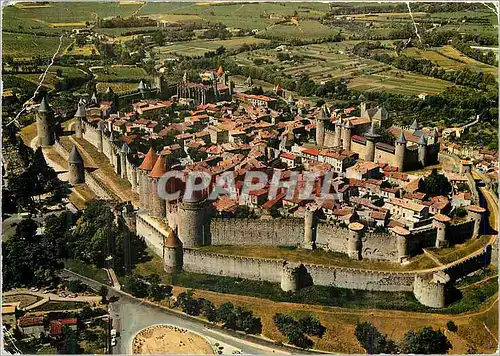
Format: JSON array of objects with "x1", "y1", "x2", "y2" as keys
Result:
[{"x1": 317, "y1": 103, "x2": 439, "y2": 172}]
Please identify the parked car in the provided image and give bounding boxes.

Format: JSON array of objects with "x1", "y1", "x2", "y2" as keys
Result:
[
  {"x1": 59, "y1": 292, "x2": 67, "y2": 298},
  {"x1": 68, "y1": 294, "x2": 77, "y2": 298},
  {"x1": 111, "y1": 337, "x2": 117, "y2": 347},
  {"x1": 30, "y1": 287, "x2": 39, "y2": 292}
]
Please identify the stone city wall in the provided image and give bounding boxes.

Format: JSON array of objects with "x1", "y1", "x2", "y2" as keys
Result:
[
  {"x1": 448, "y1": 219, "x2": 476, "y2": 244},
  {"x1": 136, "y1": 213, "x2": 165, "y2": 258},
  {"x1": 53, "y1": 139, "x2": 70, "y2": 161},
  {"x1": 443, "y1": 246, "x2": 491, "y2": 281},
  {"x1": 84, "y1": 171, "x2": 115, "y2": 200},
  {"x1": 82, "y1": 122, "x2": 101, "y2": 150},
  {"x1": 323, "y1": 130, "x2": 336, "y2": 148},
  {"x1": 182, "y1": 249, "x2": 415, "y2": 291},
  {"x1": 183, "y1": 249, "x2": 282, "y2": 283},
  {"x1": 209, "y1": 218, "x2": 304, "y2": 246}
]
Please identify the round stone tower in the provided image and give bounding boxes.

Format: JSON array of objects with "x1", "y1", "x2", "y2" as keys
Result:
[
  {"x1": 68, "y1": 145, "x2": 85, "y2": 185},
  {"x1": 138, "y1": 148, "x2": 158, "y2": 212},
  {"x1": 392, "y1": 226, "x2": 410, "y2": 262},
  {"x1": 280, "y1": 261, "x2": 300, "y2": 292},
  {"x1": 149, "y1": 154, "x2": 167, "y2": 218},
  {"x1": 74, "y1": 104, "x2": 86, "y2": 139},
  {"x1": 417, "y1": 134, "x2": 427, "y2": 167},
  {"x1": 342, "y1": 120, "x2": 353, "y2": 151},
  {"x1": 364, "y1": 124, "x2": 380, "y2": 162},
  {"x1": 303, "y1": 207, "x2": 317, "y2": 250},
  {"x1": 315, "y1": 106, "x2": 328, "y2": 147},
  {"x1": 120, "y1": 143, "x2": 130, "y2": 179},
  {"x1": 178, "y1": 193, "x2": 207, "y2": 248},
  {"x1": 334, "y1": 117, "x2": 342, "y2": 147},
  {"x1": 467, "y1": 205, "x2": 486, "y2": 238},
  {"x1": 36, "y1": 97, "x2": 54, "y2": 147},
  {"x1": 164, "y1": 228, "x2": 183, "y2": 273},
  {"x1": 433, "y1": 213, "x2": 451, "y2": 248},
  {"x1": 413, "y1": 271, "x2": 450, "y2": 308},
  {"x1": 348, "y1": 222, "x2": 364, "y2": 260},
  {"x1": 394, "y1": 132, "x2": 407, "y2": 172}
]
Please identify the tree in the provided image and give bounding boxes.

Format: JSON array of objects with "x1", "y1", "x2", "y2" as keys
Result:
[
  {"x1": 125, "y1": 276, "x2": 149, "y2": 298},
  {"x1": 200, "y1": 299, "x2": 217, "y2": 322},
  {"x1": 423, "y1": 169, "x2": 452, "y2": 196},
  {"x1": 401, "y1": 327, "x2": 451, "y2": 354},
  {"x1": 57, "y1": 326, "x2": 82, "y2": 354},
  {"x1": 355, "y1": 322, "x2": 397, "y2": 354},
  {"x1": 298, "y1": 315, "x2": 326, "y2": 338},
  {"x1": 3, "y1": 215, "x2": 69, "y2": 289},
  {"x1": 99, "y1": 286, "x2": 108, "y2": 303},
  {"x1": 446, "y1": 320, "x2": 458, "y2": 332},
  {"x1": 273, "y1": 313, "x2": 324, "y2": 349}
]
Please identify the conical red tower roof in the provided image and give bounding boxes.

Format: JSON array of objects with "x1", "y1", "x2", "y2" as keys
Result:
[
  {"x1": 138, "y1": 147, "x2": 157, "y2": 171},
  {"x1": 150, "y1": 154, "x2": 167, "y2": 179},
  {"x1": 217, "y1": 65, "x2": 224, "y2": 75},
  {"x1": 165, "y1": 228, "x2": 182, "y2": 247}
]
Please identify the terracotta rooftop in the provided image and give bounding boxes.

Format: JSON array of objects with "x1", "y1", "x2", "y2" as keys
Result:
[
  {"x1": 349, "y1": 222, "x2": 364, "y2": 231},
  {"x1": 434, "y1": 213, "x2": 451, "y2": 223},
  {"x1": 165, "y1": 229, "x2": 182, "y2": 247},
  {"x1": 150, "y1": 154, "x2": 167, "y2": 179},
  {"x1": 468, "y1": 205, "x2": 486, "y2": 213},
  {"x1": 391, "y1": 226, "x2": 410, "y2": 236},
  {"x1": 138, "y1": 148, "x2": 158, "y2": 171}
]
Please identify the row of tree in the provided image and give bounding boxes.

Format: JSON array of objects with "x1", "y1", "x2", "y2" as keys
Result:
[{"x1": 176, "y1": 291, "x2": 262, "y2": 334}]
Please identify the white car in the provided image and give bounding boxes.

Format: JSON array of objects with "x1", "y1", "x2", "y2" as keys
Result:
[
  {"x1": 111, "y1": 337, "x2": 117, "y2": 347},
  {"x1": 30, "y1": 287, "x2": 39, "y2": 292}
]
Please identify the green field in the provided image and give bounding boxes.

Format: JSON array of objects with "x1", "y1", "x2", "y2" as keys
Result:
[
  {"x1": 155, "y1": 36, "x2": 270, "y2": 58},
  {"x1": 404, "y1": 46, "x2": 498, "y2": 76},
  {"x1": 92, "y1": 65, "x2": 150, "y2": 82},
  {"x1": 3, "y1": 66, "x2": 87, "y2": 91},
  {"x1": 3, "y1": 2, "x2": 142, "y2": 33},
  {"x1": 233, "y1": 42, "x2": 392, "y2": 83},
  {"x1": 349, "y1": 69, "x2": 453, "y2": 95},
  {"x1": 3, "y1": 32, "x2": 71, "y2": 59},
  {"x1": 96, "y1": 82, "x2": 140, "y2": 94},
  {"x1": 257, "y1": 20, "x2": 339, "y2": 41}
]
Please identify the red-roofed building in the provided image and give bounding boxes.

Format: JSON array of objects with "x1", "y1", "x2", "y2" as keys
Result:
[{"x1": 50, "y1": 318, "x2": 78, "y2": 336}]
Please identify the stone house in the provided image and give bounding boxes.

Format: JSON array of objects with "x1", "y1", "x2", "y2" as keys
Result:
[{"x1": 18, "y1": 316, "x2": 45, "y2": 337}]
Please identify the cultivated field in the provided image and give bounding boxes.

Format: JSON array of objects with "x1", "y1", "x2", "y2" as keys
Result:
[
  {"x1": 404, "y1": 45, "x2": 498, "y2": 76},
  {"x1": 155, "y1": 37, "x2": 270, "y2": 58},
  {"x1": 349, "y1": 69, "x2": 453, "y2": 95},
  {"x1": 92, "y1": 65, "x2": 150, "y2": 82},
  {"x1": 96, "y1": 82, "x2": 140, "y2": 94},
  {"x1": 257, "y1": 20, "x2": 339, "y2": 41},
  {"x1": 2, "y1": 32, "x2": 71, "y2": 59}
]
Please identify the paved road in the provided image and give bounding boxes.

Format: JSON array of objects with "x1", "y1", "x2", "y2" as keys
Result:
[{"x1": 59, "y1": 270, "x2": 291, "y2": 355}]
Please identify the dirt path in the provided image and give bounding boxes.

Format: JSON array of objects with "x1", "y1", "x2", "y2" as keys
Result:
[{"x1": 422, "y1": 248, "x2": 444, "y2": 266}]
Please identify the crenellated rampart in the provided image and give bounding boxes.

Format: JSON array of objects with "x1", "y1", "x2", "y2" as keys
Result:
[{"x1": 209, "y1": 218, "x2": 304, "y2": 246}]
